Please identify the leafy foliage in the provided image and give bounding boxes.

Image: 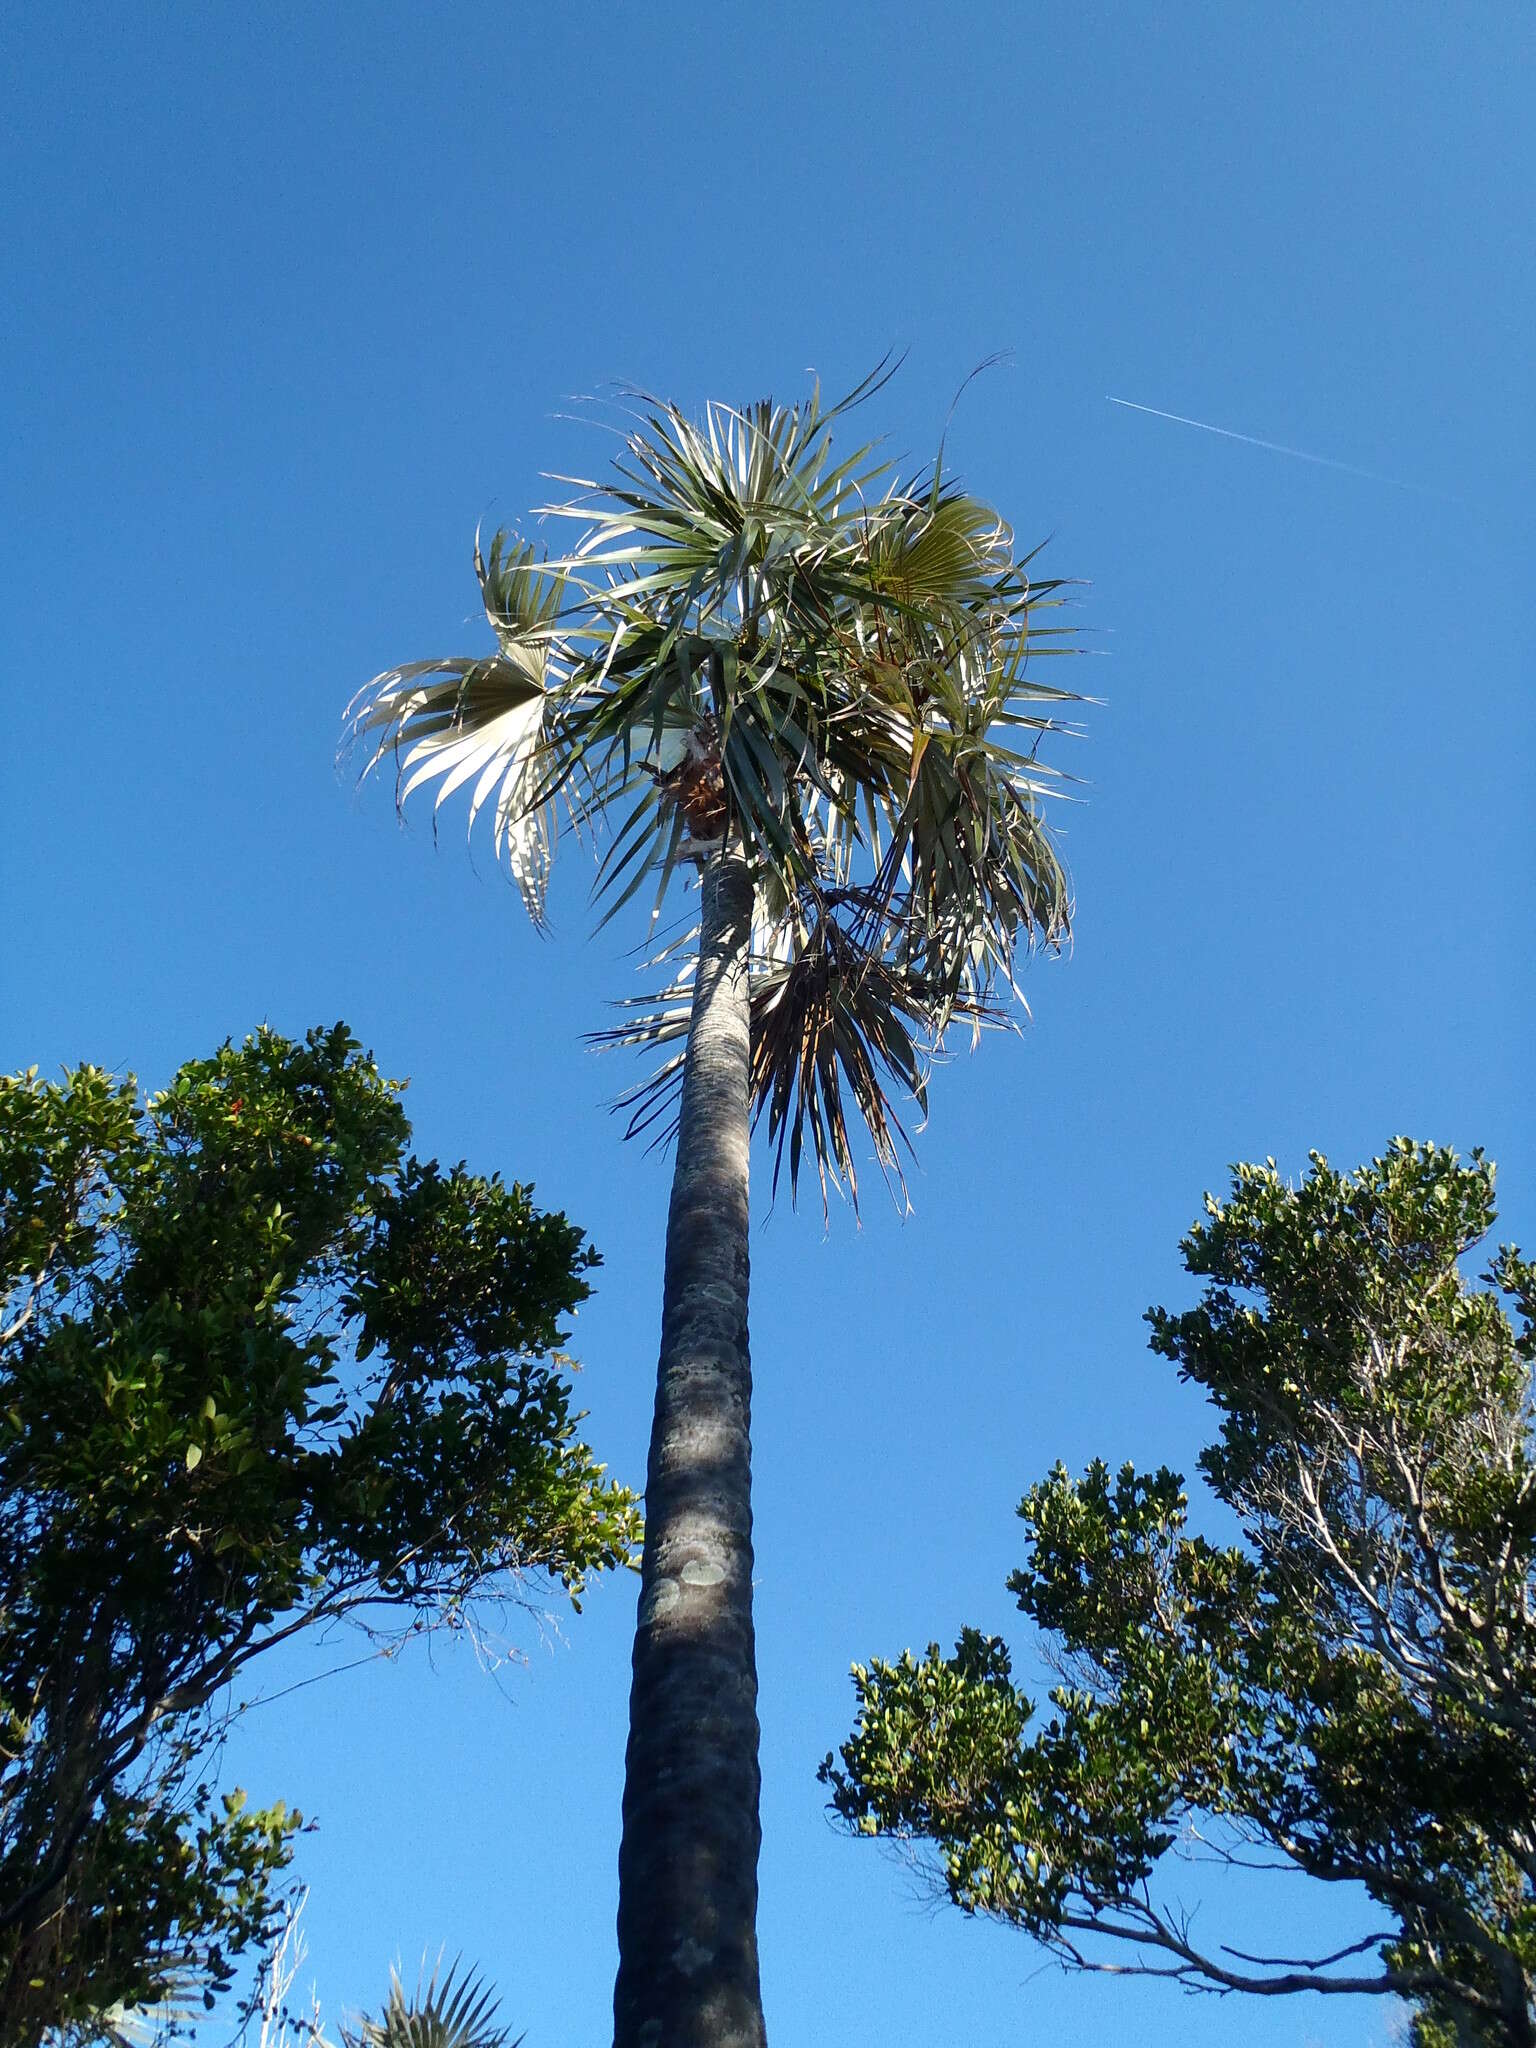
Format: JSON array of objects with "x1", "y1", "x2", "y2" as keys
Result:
[
  {"x1": 0, "y1": 1026, "x2": 640, "y2": 2045},
  {"x1": 824, "y1": 1142, "x2": 1536, "y2": 2043},
  {"x1": 346, "y1": 368, "x2": 1083, "y2": 1206}
]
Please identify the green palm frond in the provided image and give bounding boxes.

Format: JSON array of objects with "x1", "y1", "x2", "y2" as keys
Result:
[
  {"x1": 344, "y1": 536, "x2": 567, "y2": 924},
  {"x1": 341, "y1": 1960, "x2": 520, "y2": 2048},
  {"x1": 347, "y1": 368, "x2": 1085, "y2": 1205}
]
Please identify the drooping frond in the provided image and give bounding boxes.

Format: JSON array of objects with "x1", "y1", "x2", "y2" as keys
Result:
[
  {"x1": 343, "y1": 536, "x2": 567, "y2": 924},
  {"x1": 747, "y1": 908, "x2": 1001, "y2": 1215},
  {"x1": 592, "y1": 887, "x2": 1004, "y2": 1214}
]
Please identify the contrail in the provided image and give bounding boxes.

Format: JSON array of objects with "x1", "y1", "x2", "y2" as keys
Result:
[{"x1": 1106, "y1": 394, "x2": 1453, "y2": 501}]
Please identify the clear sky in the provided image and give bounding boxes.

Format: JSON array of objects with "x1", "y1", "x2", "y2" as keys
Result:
[{"x1": 3, "y1": 5, "x2": 1532, "y2": 2044}]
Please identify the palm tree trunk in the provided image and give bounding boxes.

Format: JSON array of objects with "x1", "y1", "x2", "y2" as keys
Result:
[{"x1": 613, "y1": 849, "x2": 766, "y2": 2048}]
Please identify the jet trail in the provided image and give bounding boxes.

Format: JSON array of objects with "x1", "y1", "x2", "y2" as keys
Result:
[{"x1": 1106, "y1": 395, "x2": 1452, "y2": 500}]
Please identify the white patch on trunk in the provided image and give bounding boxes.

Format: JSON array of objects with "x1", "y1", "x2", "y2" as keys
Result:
[{"x1": 640, "y1": 1578, "x2": 681, "y2": 1624}]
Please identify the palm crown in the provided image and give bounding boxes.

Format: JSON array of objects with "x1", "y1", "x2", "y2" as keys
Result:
[{"x1": 347, "y1": 369, "x2": 1082, "y2": 1203}]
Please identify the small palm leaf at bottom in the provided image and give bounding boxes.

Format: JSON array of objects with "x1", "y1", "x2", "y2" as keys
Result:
[
  {"x1": 92, "y1": 1979, "x2": 201, "y2": 2048},
  {"x1": 341, "y1": 1960, "x2": 521, "y2": 2048}
]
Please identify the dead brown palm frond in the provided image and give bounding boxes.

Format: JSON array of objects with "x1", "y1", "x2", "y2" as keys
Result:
[
  {"x1": 748, "y1": 908, "x2": 1001, "y2": 1215},
  {"x1": 594, "y1": 889, "x2": 1004, "y2": 1214}
]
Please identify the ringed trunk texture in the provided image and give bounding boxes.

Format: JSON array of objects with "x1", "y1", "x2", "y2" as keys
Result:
[{"x1": 613, "y1": 851, "x2": 766, "y2": 2048}]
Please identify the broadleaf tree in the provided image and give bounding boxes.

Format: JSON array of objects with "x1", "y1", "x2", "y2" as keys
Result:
[
  {"x1": 344, "y1": 366, "x2": 1082, "y2": 2048},
  {"x1": 823, "y1": 1141, "x2": 1536, "y2": 2047},
  {"x1": 0, "y1": 1025, "x2": 639, "y2": 2046}
]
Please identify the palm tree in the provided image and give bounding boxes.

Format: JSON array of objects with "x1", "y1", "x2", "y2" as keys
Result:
[{"x1": 345, "y1": 367, "x2": 1082, "y2": 2048}]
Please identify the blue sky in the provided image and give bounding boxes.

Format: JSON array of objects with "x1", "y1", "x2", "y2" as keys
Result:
[{"x1": 3, "y1": 5, "x2": 1531, "y2": 2043}]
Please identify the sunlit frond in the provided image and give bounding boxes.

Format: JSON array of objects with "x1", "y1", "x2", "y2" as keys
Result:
[
  {"x1": 343, "y1": 537, "x2": 566, "y2": 923},
  {"x1": 341, "y1": 1960, "x2": 519, "y2": 2048}
]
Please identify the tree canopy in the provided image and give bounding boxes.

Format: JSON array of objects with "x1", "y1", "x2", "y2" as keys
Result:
[
  {"x1": 824, "y1": 1140, "x2": 1536, "y2": 2046},
  {"x1": 0, "y1": 1025, "x2": 639, "y2": 2045},
  {"x1": 346, "y1": 368, "x2": 1082, "y2": 1209}
]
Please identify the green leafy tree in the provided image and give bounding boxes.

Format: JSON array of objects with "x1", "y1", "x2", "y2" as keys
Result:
[
  {"x1": 0, "y1": 1025, "x2": 639, "y2": 2047},
  {"x1": 824, "y1": 1141, "x2": 1536, "y2": 2046},
  {"x1": 345, "y1": 368, "x2": 1081, "y2": 2048}
]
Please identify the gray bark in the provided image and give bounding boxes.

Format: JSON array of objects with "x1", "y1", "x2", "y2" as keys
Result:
[{"x1": 613, "y1": 851, "x2": 766, "y2": 2048}]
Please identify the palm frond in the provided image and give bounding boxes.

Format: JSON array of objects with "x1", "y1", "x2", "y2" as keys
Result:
[
  {"x1": 593, "y1": 891, "x2": 1003, "y2": 1214},
  {"x1": 93, "y1": 1978, "x2": 202, "y2": 2048},
  {"x1": 341, "y1": 1959, "x2": 520, "y2": 2048},
  {"x1": 343, "y1": 537, "x2": 566, "y2": 924}
]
